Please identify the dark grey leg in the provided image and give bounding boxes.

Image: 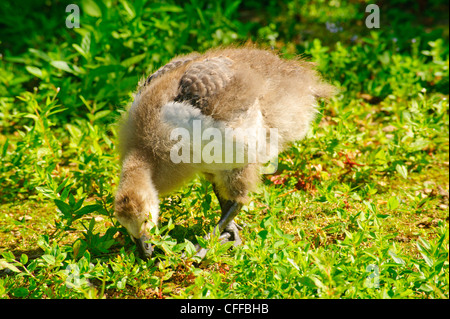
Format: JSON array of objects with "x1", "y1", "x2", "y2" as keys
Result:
[
  {"x1": 195, "y1": 201, "x2": 242, "y2": 259},
  {"x1": 221, "y1": 220, "x2": 242, "y2": 246},
  {"x1": 194, "y1": 185, "x2": 243, "y2": 259},
  {"x1": 211, "y1": 184, "x2": 243, "y2": 245}
]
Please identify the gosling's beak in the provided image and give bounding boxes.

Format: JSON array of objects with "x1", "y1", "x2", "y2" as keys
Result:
[{"x1": 135, "y1": 234, "x2": 153, "y2": 260}]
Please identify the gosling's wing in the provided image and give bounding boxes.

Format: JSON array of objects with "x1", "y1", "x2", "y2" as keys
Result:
[
  {"x1": 173, "y1": 56, "x2": 234, "y2": 112},
  {"x1": 144, "y1": 53, "x2": 201, "y2": 86}
]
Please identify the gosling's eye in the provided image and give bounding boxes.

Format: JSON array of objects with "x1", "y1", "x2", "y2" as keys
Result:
[
  {"x1": 118, "y1": 195, "x2": 129, "y2": 205},
  {"x1": 141, "y1": 220, "x2": 150, "y2": 230}
]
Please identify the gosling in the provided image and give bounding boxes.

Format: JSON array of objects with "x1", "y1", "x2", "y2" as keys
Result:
[{"x1": 114, "y1": 47, "x2": 335, "y2": 259}]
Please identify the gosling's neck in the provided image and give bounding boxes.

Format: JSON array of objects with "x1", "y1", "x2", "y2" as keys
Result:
[{"x1": 119, "y1": 152, "x2": 160, "y2": 225}]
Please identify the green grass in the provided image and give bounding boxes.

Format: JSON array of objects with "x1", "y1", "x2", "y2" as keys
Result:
[{"x1": 0, "y1": 0, "x2": 448, "y2": 299}]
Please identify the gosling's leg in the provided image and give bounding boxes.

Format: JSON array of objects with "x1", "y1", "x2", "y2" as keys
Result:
[
  {"x1": 215, "y1": 199, "x2": 243, "y2": 246},
  {"x1": 194, "y1": 167, "x2": 256, "y2": 259},
  {"x1": 195, "y1": 199, "x2": 243, "y2": 259}
]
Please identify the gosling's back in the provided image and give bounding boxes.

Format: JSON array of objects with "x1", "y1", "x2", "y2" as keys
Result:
[{"x1": 122, "y1": 47, "x2": 334, "y2": 161}]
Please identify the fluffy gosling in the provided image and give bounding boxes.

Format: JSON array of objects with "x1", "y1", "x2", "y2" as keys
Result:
[{"x1": 114, "y1": 47, "x2": 335, "y2": 259}]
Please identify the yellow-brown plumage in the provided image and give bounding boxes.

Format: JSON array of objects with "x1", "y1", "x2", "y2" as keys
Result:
[{"x1": 115, "y1": 46, "x2": 335, "y2": 259}]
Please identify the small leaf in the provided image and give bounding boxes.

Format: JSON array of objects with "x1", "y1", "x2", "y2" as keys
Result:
[
  {"x1": 257, "y1": 230, "x2": 269, "y2": 240},
  {"x1": 13, "y1": 287, "x2": 29, "y2": 298},
  {"x1": 41, "y1": 254, "x2": 56, "y2": 265},
  {"x1": 417, "y1": 237, "x2": 434, "y2": 267},
  {"x1": 298, "y1": 276, "x2": 317, "y2": 288},
  {"x1": 420, "y1": 252, "x2": 434, "y2": 267},
  {"x1": 72, "y1": 44, "x2": 86, "y2": 57},
  {"x1": 287, "y1": 258, "x2": 300, "y2": 271},
  {"x1": 68, "y1": 193, "x2": 76, "y2": 207},
  {"x1": 163, "y1": 271, "x2": 174, "y2": 281},
  {"x1": 55, "y1": 178, "x2": 70, "y2": 194},
  {"x1": 395, "y1": 164, "x2": 408, "y2": 179},
  {"x1": 20, "y1": 254, "x2": 28, "y2": 265},
  {"x1": 117, "y1": 278, "x2": 127, "y2": 289},
  {"x1": 387, "y1": 196, "x2": 399, "y2": 210},
  {"x1": 1, "y1": 138, "x2": 9, "y2": 157},
  {"x1": 172, "y1": 242, "x2": 187, "y2": 253},
  {"x1": 82, "y1": 0, "x2": 102, "y2": 17},
  {"x1": 0, "y1": 259, "x2": 21, "y2": 273},
  {"x1": 93, "y1": 110, "x2": 111, "y2": 121},
  {"x1": 88, "y1": 217, "x2": 96, "y2": 233},
  {"x1": 2, "y1": 251, "x2": 15, "y2": 262},
  {"x1": 81, "y1": 33, "x2": 91, "y2": 53},
  {"x1": 120, "y1": 53, "x2": 146, "y2": 68},
  {"x1": 184, "y1": 239, "x2": 197, "y2": 257},
  {"x1": 335, "y1": 160, "x2": 345, "y2": 168},
  {"x1": 388, "y1": 250, "x2": 405, "y2": 265},
  {"x1": 195, "y1": 235, "x2": 208, "y2": 249},
  {"x1": 25, "y1": 66, "x2": 43, "y2": 78},
  {"x1": 75, "y1": 204, "x2": 101, "y2": 218},
  {"x1": 50, "y1": 60, "x2": 73, "y2": 73},
  {"x1": 73, "y1": 240, "x2": 82, "y2": 259},
  {"x1": 28, "y1": 48, "x2": 51, "y2": 62},
  {"x1": 54, "y1": 199, "x2": 72, "y2": 217}
]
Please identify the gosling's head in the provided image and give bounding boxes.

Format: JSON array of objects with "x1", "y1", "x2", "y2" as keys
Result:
[{"x1": 114, "y1": 156, "x2": 160, "y2": 259}]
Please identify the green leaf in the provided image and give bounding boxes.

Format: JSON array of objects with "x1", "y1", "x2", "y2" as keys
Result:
[
  {"x1": 417, "y1": 237, "x2": 434, "y2": 267},
  {"x1": 195, "y1": 235, "x2": 208, "y2": 249},
  {"x1": 28, "y1": 48, "x2": 51, "y2": 62},
  {"x1": 395, "y1": 164, "x2": 408, "y2": 179},
  {"x1": 25, "y1": 66, "x2": 43, "y2": 79},
  {"x1": 13, "y1": 287, "x2": 29, "y2": 298},
  {"x1": 121, "y1": 0, "x2": 136, "y2": 18},
  {"x1": 297, "y1": 276, "x2": 317, "y2": 288},
  {"x1": 224, "y1": 0, "x2": 242, "y2": 17},
  {"x1": 0, "y1": 259, "x2": 21, "y2": 273},
  {"x1": 60, "y1": 186, "x2": 72, "y2": 202},
  {"x1": 41, "y1": 254, "x2": 56, "y2": 265},
  {"x1": 37, "y1": 235, "x2": 50, "y2": 251},
  {"x1": 72, "y1": 44, "x2": 86, "y2": 58},
  {"x1": 75, "y1": 204, "x2": 101, "y2": 218},
  {"x1": 68, "y1": 193, "x2": 76, "y2": 207},
  {"x1": 287, "y1": 257, "x2": 300, "y2": 271},
  {"x1": 117, "y1": 278, "x2": 127, "y2": 289},
  {"x1": 88, "y1": 217, "x2": 96, "y2": 233},
  {"x1": 420, "y1": 252, "x2": 434, "y2": 268},
  {"x1": 81, "y1": 33, "x2": 91, "y2": 53},
  {"x1": 387, "y1": 196, "x2": 399, "y2": 210},
  {"x1": 184, "y1": 239, "x2": 197, "y2": 257},
  {"x1": 257, "y1": 230, "x2": 269, "y2": 240},
  {"x1": 149, "y1": 3, "x2": 183, "y2": 13},
  {"x1": 54, "y1": 199, "x2": 72, "y2": 217},
  {"x1": 55, "y1": 178, "x2": 70, "y2": 194},
  {"x1": 408, "y1": 138, "x2": 429, "y2": 152},
  {"x1": 50, "y1": 60, "x2": 73, "y2": 73},
  {"x1": 163, "y1": 271, "x2": 174, "y2": 281},
  {"x1": 66, "y1": 123, "x2": 83, "y2": 140},
  {"x1": 93, "y1": 110, "x2": 111, "y2": 121},
  {"x1": 82, "y1": 0, "x2": 102, "y2": 17},
  {"x1": 388, "y1": 250, "x2": 405, "y2": 265},
  {"x1": 20, "y1": 254, "x2": 28, "y2": 265},
  {"x1": 1, "y1": 138, "x2": 9, "y2": 157},
  {"x1": 120, "y1": 53, "x2": 146, "y2": 68}
]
